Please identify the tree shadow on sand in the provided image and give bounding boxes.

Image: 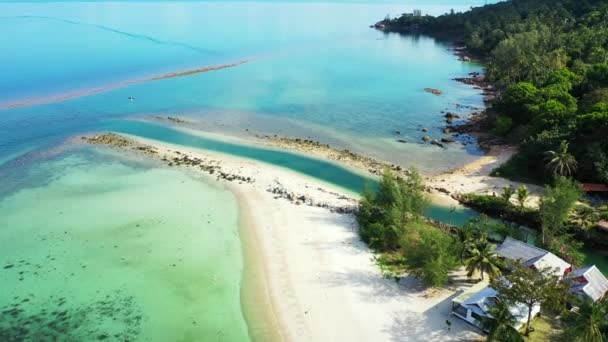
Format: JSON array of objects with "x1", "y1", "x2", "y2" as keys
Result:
[{"x1": 382, "y1": 290, "x2": 483, "y2": 342}]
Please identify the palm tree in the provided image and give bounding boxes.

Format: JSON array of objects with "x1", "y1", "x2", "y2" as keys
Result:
[
  {"x1": 515, "y1": 185, "x2": 530, "y2": 210},
  {"x1": 455, "y1": 225, "x2": 474, "y2": 264},
  {"x1": 544, "y1": 140, "x2": 577, "y2": 177},
  {"x1": 480, "y1": 299, "x2": 523, "y2": 342},
  {"x1": 567, "y1": 297, "x2": 607, "y2": 342},
  {"x1": 569, "y1": 204, "x2": 599, "y2": 232},
  {"x1": 501, "y1": 186, "x2": 515, "y2": 205},
  {"x1": 465, "y1": 238, "x2": 502, "y2": 281}
]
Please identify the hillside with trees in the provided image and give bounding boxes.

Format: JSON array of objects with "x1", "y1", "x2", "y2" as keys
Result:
[{"x1": 380, "y1": 0, "x2": 608, "y2": 184}]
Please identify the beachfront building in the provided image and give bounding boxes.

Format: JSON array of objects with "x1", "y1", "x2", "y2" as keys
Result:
[
  {"x1": 566, "y1": 265, "x2": 608, "y2": 302},
  {"x1": 494, "y1": 237, "x2": 572, "y2": 277},
  {"x1": 452, "y1": 282, "x2": 539, "y2": 331},
  {"x1": 582, "y1": 183, "x2": 608, "y2": 193},
  {"x1": 452, "y1": 237, "x2": 608, "y2": 331}
]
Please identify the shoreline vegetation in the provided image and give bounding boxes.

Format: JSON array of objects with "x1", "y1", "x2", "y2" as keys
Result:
[
  {"x1": 375, "y1": 0, "x2": 608, "y2": 185},
  {"x1": 373, "y1": 0, "x2": 608, "y2": 253},
  {"x1": 0, "y1": 60, "x2": 252, "y2": 110},
  {"x1": 366, "y1": 2, "x2": 608, "y2": 339}
]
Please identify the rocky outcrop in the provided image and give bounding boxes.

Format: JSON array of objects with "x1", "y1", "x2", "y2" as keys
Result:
[
  {"x1": 154, "y1": 116, "x2": 189, "y2": 124},
  {"x1": 82, "y1": 133, "x2": 254, "y2": 184},
  {"x1": 83, "y1": 133, "x2": 132, "y2": 148},
  {"x1": 257, "y1": 135, "x2": 410, "y2": 178},
  {"x1": 267, "y1": 186, "x2": 356, "y2": 214},
  {"x1": 430, "y1": 139, "x2": 445, "y2": 148},
  {"x1": 424, "y1": 88, "x2": 442, "y2": 95}
]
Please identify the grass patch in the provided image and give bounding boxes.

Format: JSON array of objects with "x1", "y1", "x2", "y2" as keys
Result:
[{"x1": 521, "y1": 313, "x2": 562, "y2": 342}]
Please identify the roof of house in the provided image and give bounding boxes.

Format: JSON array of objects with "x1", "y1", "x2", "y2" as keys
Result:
[
  {"x1": 568, "y1": 265, "x2": 608, "y2": 302},
  {"x1": 494, "y1": 237, "x2": 548, "y2": 262},
  {"x1": 495, "y1": 237, "x2": 571, "y2": 275},
  {"x1": 462, "y1": 286, "x2": 498, "y2": 317},
  {"x1": 582, "y1": 183, "x2": 608, "y2": 192},
  {"x1": 459, "y1": 285, "x2": 537, "y2": 328},
  {"x1": 524, "y1": 253, "x2": 572, "y2": 277},
  {"x1": 598, "y1": 220, "x2": 608, "y2": 232},
  {"x1": 453, "y1": 280, "x2": 490, "y2": 305}
]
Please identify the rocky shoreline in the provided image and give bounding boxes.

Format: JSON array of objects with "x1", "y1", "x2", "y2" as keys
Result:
[
  {"x1": 82, "y1": 133, "x2": 357, "y2": 214},
  {"x1": 255, "y1": 134, "x2": 411, "y2": 178},
  {"x1": 372, "y1": 20, "x2": 504, "y2": 153},
  {"x1": 83, "y1": 133, "x2": 464, "y2": 240}
]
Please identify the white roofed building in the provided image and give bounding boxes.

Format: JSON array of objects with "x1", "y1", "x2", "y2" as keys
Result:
[
  {"x1": 567, "y1": 265, "x2": 608, "y2": 302},
  {"x1": 494, "y1": 237, "x2": 572, "y2": 277},
  {"x1": 452, "y1": 283, "x2": 540, "y2": 331}
]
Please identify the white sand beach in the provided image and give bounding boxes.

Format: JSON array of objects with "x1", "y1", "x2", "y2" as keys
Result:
[
  {"x1": 84, "y1": 133, "x2": 484, "y2": 341},
  {"x1": 425, "y1": 145, "x2": 544, "y2": 209}
]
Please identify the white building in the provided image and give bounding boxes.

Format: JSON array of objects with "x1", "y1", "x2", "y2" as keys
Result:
[
  {"x1": 452, "y1": 237, "x2": 608, "y2": 331},
  {"x1": 452, "y1": 283, "x2": 540, "y2": 331},
  {"x1": 567, "y1": 265, "x2": 608, "y2": 302},
  {"x1": 494, "y1": 237, "x2": 571, "y2": 277}
]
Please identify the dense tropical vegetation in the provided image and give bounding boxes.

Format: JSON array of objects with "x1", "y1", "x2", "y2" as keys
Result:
[
  {"x1": 479, "y1": 299, "x2": 523, "y2": 342},
  {"x1": 491, "y1": 262, "x2": 568, "y2": 336},
  {"x1": 356, "y1": 168, "x2": 608, "y2": 340},
  {"x1": 460, "y1": 177, "x2": 592, "y2": 264},
  {"x1": 562, "y1": 297, "x2": 608, "y2": 342},
  {"x1": 358, "y1": 170, "x2": 516, "y2": 287},
  {"x1": 381, "y1": 0, "x2": 608, "y2": 184},
  {"x1": 369, "y1": 3, "x2": 608, "y2": 338}
]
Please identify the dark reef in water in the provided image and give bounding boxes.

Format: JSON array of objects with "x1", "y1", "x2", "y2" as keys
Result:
[{"x1": 0, "y1": 290, "x2": 143, "y2": 341}]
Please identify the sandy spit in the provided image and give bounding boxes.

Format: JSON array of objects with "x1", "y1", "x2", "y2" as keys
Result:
[
  {"x1": 82, "y1": 133, "x2": 483, "y2": 342},
  {"x1": 0, "y1": 60, "x2": 251, "y2": 110}
]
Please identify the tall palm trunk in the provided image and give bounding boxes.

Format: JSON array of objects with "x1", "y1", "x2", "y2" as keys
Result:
[{"x1": 541, "y1": 226, "x2": 546, "y2": 245}]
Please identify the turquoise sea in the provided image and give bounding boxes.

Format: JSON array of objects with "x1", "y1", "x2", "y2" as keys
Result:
[{"x1": 5, "y1": 1, "x2": 582, "y2": 341}]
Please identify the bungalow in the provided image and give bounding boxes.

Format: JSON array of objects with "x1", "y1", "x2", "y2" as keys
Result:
[
  {"x1": 452, "y1": 283, "x2": 540, "y2": 331},
  {"x1": 494, "y1": 237, "x2": 572, "y2": 277},
  {"x1": 566, "y1": 265, "x2": 608, "y2": 302},
  {"x1": 452, "y1": 237, "x2": 608, "y2": 331},
  {"x1": 582, "y1": 183, "x2": 608, "y2": 193}
]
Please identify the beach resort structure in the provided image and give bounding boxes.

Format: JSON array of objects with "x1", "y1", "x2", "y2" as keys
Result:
[
  {"x1": 452, "y1": 237, "x2": 608, "y2": 331},
  {"x1": 582, "y1": 183, "x2": 608, "y2": 193},
  {"x1": 494, "y1": 237, "x2": 572, "y2": 277},
  {"x1": 452, "y1": 282, "x2": 539, "y2": 331},
  {"x1": 567, "y1": 265, "x2": 608, "y2": 302}
]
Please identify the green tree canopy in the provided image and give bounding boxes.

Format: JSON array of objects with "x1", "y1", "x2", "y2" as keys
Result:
[{"x1": 491, "y1": 262, "x2": 566, "y2": 336}]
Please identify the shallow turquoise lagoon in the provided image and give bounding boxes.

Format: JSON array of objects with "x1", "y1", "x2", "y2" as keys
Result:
[
  {"x1": 0, "y1": 148, "x2": 250, "y2": 341},
  {"x1": 1, "y1": 0, "x2": 488, "y2": 173},
  {"x1": 0, "y1": 0, "x2": 528, "y2": 340},
  {"x1": 105, "y1": 119, "x2": 478, "y2": 225}
]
